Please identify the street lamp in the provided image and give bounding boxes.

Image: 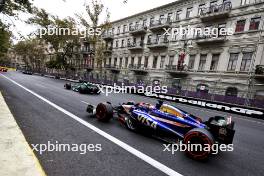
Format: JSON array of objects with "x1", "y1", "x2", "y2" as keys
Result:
[{"x1": 0, "y1": 0, "x2": 5, "y2": 12}]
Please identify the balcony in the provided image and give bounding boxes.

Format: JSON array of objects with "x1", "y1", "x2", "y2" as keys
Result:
[
  {"x1": 85, "y1": 65, "x2": 94, "y2": 71},
  {"x1": 129, "y1": 25, "x2": 147, "y2": 35},
  {"x1": 129, "y1": 64, "x2": 149, "y2": 73},
  {"x1": 58, "y1": 48, "x2": 65, "y2": 53},
  {"x1": 165, "y1": 65, "x2": 189, "y2": 76},
  {"x1": 102, "y1": 33, "x2": 114, "y2": 41},
  {"x1": 200, "y1": 2, "x2": 232, "y2": 22},
  {"x1": 103, "y1": 46, "x2": 113, "y2": 54},
  {"x1": 147, "y1": 37, "x2": 169, "y2": 49},
  {"x1": 128, "y1": 41, "x2": 144, "y2": 51},
  {"x1": 149, "y1": 19, "x2": 171, "y2": 32},
  {"x1": 81, "y1": 48, "x2": 93, "y2": 54},
  {"x1": 195, "y1": 34, "x2": 227, "y2": 45},
  {"x1": 105, "y1": 65, "x2": 121, "y2": 72}
]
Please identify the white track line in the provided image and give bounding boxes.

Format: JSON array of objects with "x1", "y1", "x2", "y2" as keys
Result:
[
  {"x1": 0, "y1": 74, "x2": 183, "y2": 176},
  {"x1": 81, "y1": 101, "x2": 94, "y2": 106}
]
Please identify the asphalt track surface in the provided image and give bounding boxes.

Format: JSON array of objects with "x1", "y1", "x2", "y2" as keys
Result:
[{"x1": 0, "y1": 71, "x2": 264, "y2": 176}]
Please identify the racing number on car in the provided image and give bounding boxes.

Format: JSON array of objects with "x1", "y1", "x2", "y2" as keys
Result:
[{"x1": 137, "y1": 115, "x2": 158, "y2": 129}]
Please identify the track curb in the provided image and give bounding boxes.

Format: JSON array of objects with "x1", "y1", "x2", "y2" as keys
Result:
[{"x1": 0, "y1": 92, "x2": 46, "y2": 176}]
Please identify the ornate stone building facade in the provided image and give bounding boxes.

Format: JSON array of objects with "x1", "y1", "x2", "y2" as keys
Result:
[{"x1": 89, "y1": 0, "x2": 264, "y2": 102}]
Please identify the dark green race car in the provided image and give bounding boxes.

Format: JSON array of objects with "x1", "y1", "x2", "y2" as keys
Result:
[{"x1": 64, "y1": 82, "x2": 100, "y2": 94}]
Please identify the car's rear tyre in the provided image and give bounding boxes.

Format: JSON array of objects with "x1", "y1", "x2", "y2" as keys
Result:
[
  {"x1": 64, "y1": 83, "x2": 71, "y2": 90},
  {"x1": 96, "y1": 103, "x2": 113, "y2": 122},
  {"x1": 183, "y1": 128, "x2": 214, "y2": 160}
]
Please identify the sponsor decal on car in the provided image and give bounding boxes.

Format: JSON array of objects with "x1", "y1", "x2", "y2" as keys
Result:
[
  {"x1": 137, "y1": 115, "x2": 158, "y2": 129},
  {"x1": 134, "y1": 111, "x2": 158, "y2": 130}
]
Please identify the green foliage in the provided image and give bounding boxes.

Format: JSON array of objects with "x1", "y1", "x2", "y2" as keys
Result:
[
  {"x1": 76, "y1": 0, "x2": 111, "y2": 71},
  {"x1": 13, "y1": 39, "x2": 46, "y2": 69},
  {"x1": 15, "y1": 1, "x2": 110, "y2": 72},
  {"x1": 26, "y1": 8, "x2": 52, "y2": 28},
  {"x1": 1, "y1": 0, "x2": 33, "y2": 16},
  {"x1": 0, "y1": 0, "x2": 34, "y2": 63},
  {"x1": 0, "y1": 21, "x2": 11, "y2": 62},
  {"x1": 26, "y1": 7, "x2": 83, "y2": 70},
  {"x1": 86, "y1": 0, "x2": 104, "y2": 28},
  {"x1": 27, "y1": 8, "x2": 80, "y2": 52},
  {"x1": 45, "y1": 55, "x2": 66, "y2": 69}
]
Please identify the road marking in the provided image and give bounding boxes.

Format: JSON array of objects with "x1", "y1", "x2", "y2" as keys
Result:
[
  {"x1": 0, "y1": 74, "x2": 183, "y2": 176},
  {"x1": 81, "y1": 101, "x2": 94, "y2": 106}
]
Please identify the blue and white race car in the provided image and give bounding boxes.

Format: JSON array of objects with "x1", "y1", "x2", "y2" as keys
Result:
[{"x1": 86, "y1": 101, "x2": 235, "y2": 160}]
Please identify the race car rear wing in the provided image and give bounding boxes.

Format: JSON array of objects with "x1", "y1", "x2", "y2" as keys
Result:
[{"x1": 206, "y1": 116, "x2": 235, "y2": 144}]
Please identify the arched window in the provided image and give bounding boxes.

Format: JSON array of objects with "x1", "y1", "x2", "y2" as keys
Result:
[{"x1": 225, "y1": 87, "x2": 238, "y2": 97}]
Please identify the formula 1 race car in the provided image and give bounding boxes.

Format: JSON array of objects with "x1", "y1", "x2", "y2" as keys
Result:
[
  {"x1": 64, "y1": 82, "x2": 100, "y2": 94},
  {"x1": 22, "y1": 70, "x2": 33, "y2": 75},
  {"x1": 0, "y1": 67, "x2": 8, "y2": 72},
  {"x1": 86, "y1": 101, "x2": 235, "y2": 160}
]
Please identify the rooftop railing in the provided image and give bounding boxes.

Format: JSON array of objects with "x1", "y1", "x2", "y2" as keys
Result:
[
  {"x1": 200, "y1": 2, "x2": 232, "y2": 21},
  {"x1": 150, "y1": 18, "x2": 171, "y2": 27}
]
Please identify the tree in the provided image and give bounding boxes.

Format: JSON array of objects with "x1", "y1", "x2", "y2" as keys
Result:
[
  {"x1": 25, "y1": 1, "x2": 111, "y2": 76},
  {"x1": 0, "y1": 21, "x2": 11, "y2": 65},
  {"x1": 76, "y1": 0, "x2": 111, "y2": 71},
  {"x1": 27, "y1": 8, "x2": 77, "y2": 51},
  {"x1": 27, "y1": 8, "x2": 81, "y2": 71},
  {"x1": 13, "y1": 39, "x2": 46, "y2": 71},
  {"x1": 0, "y1": 0, "x2": 34, "y2": 65},
  {"x1": 1, "y1": 0, "x2": 32, "y2": 16}
]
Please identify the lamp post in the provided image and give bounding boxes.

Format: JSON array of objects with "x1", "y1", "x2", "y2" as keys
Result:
[{"x1": 0, "y1": 0, "x2": 5, "y2": 12}]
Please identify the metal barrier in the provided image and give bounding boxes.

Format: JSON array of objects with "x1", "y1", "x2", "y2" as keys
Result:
[{"x1": 33, "y1": 70, "x2": 264, "y2": 109}]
